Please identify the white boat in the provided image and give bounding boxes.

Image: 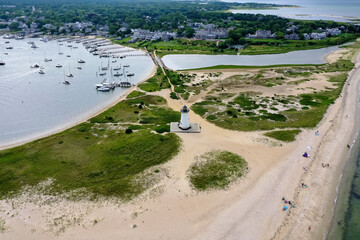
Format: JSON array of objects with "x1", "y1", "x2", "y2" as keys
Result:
[
  {"x1": 99, "y1": 72, "x2": 106, "y2": 76},
  {"x1": 15, "y1": 36, "x2": 24, "y2": 40},
  {"x1": 38, "y1": 69, "x2": 45, "y2": 74},
  {"x1": 123, "y1": 64, "x2": 129, "y2": 67},
  {"x1": 66, "y1": 73, "x2": 73, "y2": 77},
  {"x1": 78, "y1": 59, "x2": 85, "y2": 63},
  {"x1": 113, "y1": 66, "x2": 121, "y2": 70},
  {"x1": 40, "y1": 37, "x2": 48, "y2": 42},
  {"x1": 56, "y1": 64, "x2": 62, "y2": 68},
  {"x1": 44, "y1": 58, "x2": 52, "y2": 62},
  {"x1": 97, "y1": 86, "x2": 110, "y2": 92},
  {"x1": 113, "y1": 72, "x2": 122, "y2": 77}
]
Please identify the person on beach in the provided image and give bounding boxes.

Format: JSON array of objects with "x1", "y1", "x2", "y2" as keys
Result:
[
  {"x1": 347, "y1": 144, "x2": 351, "y2": 148},
  {"x1": 308, "y1": 226, "x2": 311, "y2": 231}
]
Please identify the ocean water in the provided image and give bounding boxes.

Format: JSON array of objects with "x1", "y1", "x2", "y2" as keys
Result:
[
  {"x1": 0, "y1": 38, "x2": 154, "y2": 147},
  {"x1": 225, "y1": 0, "x2": 360, "y2": 22}
]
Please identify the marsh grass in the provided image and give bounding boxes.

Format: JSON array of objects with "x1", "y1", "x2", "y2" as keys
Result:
[{"x1": 188, "y1": 150, "x2": 248, "y2": 191}]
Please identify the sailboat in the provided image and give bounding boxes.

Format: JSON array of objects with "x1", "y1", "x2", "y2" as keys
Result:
[
  {"x1": 63, "y1": 70, "x2": 70, "y2": 85},
  {"x1": 66, "y1": 65, "x2": 73, "y2": 77}
]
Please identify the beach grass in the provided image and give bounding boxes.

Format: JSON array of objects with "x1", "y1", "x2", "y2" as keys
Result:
[
  {"x1": 264, "y1": 129, "x2": 302, "y2": 142},
  {"x1": 188, "y1": 150, "x2": 248, "y2": 191},
  {"x1": 138, "y1": 67, "x2": 171, "y2": 92},
  {"x1": 0, "y1": 94, "x2": 181, "y2": 200},
  {"x1": 192, "y1": 60, "x2": 351, "y2": 132}
]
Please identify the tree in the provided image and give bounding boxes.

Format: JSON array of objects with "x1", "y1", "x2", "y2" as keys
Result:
[
  {"x1": 9, "y1": 22, "x2": 20, "y2": 31},
  {"x1": 185, "y1": 27, "x2": 195, "y2": 38}
]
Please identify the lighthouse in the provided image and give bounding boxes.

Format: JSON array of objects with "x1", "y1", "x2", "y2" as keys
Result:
[
  {"x1": 179, "y1": 106, "x2": 191, "y2": 130},
  {"x1": 170, "y1": 105, "x2": 200, "y2": 133}
]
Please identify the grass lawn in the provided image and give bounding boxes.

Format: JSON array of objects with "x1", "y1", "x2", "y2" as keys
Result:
[
  {"x1": 0, "y1": 94, "x2": 181, "y2": 200},
  {"x1": 188, "y1": 150, "x2": 248, "y2": 191}
]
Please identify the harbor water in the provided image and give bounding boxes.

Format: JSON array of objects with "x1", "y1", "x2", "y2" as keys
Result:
[{"x1": 0, "y1": 38, "x2": 155, "y2": 147}]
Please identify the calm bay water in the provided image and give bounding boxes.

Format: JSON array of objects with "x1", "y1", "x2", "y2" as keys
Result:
[
  {"x1": 0, "y1": 38, "x2": 154, "y2": 147},
  {"x1": 162, "y1": 45, "x2": 339, "y2": 70},
  {"x1": 225, "y1": 0, "x2": 360, "y2": 22}
]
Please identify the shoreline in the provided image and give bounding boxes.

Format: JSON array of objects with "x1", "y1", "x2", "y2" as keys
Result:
[
  {"x1": 0, "y1": 64, "x2": 157, "y2": 151},
  {"x1": 271, "y1": 52, "x2": 360, "y2": 240}
]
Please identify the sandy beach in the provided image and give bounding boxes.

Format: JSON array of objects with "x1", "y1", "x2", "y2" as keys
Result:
[{"x1": 1, "y1": 48, "x2": 359, "y2": 240}]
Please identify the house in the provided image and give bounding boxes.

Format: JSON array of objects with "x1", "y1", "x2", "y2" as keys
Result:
[
  {"x1": 285, "y1": 33, "x2": 300, "y2": 40},
  {"x1": 247, "y1": 30, "x2": 275, "y2": 39},
  {"x1": 326, "y1": 28, "x2": 341, "y2": 37}
]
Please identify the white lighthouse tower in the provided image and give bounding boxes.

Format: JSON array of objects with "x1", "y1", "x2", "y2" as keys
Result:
[
  {"x1": 170, "y1": 105, "x2": 200, "y2": 133},
  {"x1": 179, "y1": 106, "x2": 191, "y2": 130}
]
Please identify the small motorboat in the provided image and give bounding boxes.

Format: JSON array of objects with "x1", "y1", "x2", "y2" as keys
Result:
[
  {"x1": 56, "y1": 64, "x2": 62, "y2": 68},
  {"x1": 6, "y1": 46, "x2": 13, "y2": 49},
  {"x1": 38, "y1": 69, "x2": 45, "y2": 74},
  {"x1": 77, "y1": 66, "x2": 82, "y2": 70},
  {"x1": 78, "y1": 59, "x2": 85, "y2": 63},
  {"x1": 113, "y1": 72, "x2": 122, "y2": 77},
  {"x1": 31, "y1": 63, "x2": 40, "y2": 68},
  {"x1": 123, "y1": 64, "x2": 129, "y2": 67},
  {"x1": 97, "y1": 86, "x2": 110, "y2": 92},
  {"x1": 66, "y1": 55, "x2": 71, "y2": 57},
  {"x1": 44, "y1": 58, "x2": 52, "y2": 62},
  {"x1": 127, "y1": 73, "x2": 135, "y2": 77},
  {"x1": 99, "y1": 72, "x2": 106, "y2": 76},
  {"x1": 5, "y1": 41, "x2": 10, "y2": 44},
  {"x1": 66, "y1": 73, "x2": 73, "y2": 77},
  {"x1": 0, "y1": 61, "x2": 5, "y2": 66},
  {"x1": 63, "y1": 80, "x2": 70, "y2": 85}
]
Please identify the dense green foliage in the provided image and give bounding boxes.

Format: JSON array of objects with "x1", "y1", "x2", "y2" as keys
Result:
[
  {"x1": 264, "y1": 130, "x2": 302, "y2": 142},
  {"x1": 0, "y1": 94, "x2": 181, "y2": 200},
  {"x1": 188, "y1": 150, "x2": 248, "y2": 191}
]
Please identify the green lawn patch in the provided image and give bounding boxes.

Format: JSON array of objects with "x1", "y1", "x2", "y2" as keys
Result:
[
  {"x1": 188, "y1": 150, "x2": 248, "y2": 191},
  {"x1": 0, "y1": 95, "x2": 181, "y2": 200},
  {"x1": 264, "y1": 129, "x2": 301, "y2": 142}
]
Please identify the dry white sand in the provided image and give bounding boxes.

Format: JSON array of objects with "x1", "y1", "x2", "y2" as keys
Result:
[{"x1": 1, "y1": 50, "x2": 359, "y2": 240}]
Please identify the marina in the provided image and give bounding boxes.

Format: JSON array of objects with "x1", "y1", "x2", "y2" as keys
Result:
[{"x1": 0, "y1": 36, "x2": 155, "y2": 147}]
